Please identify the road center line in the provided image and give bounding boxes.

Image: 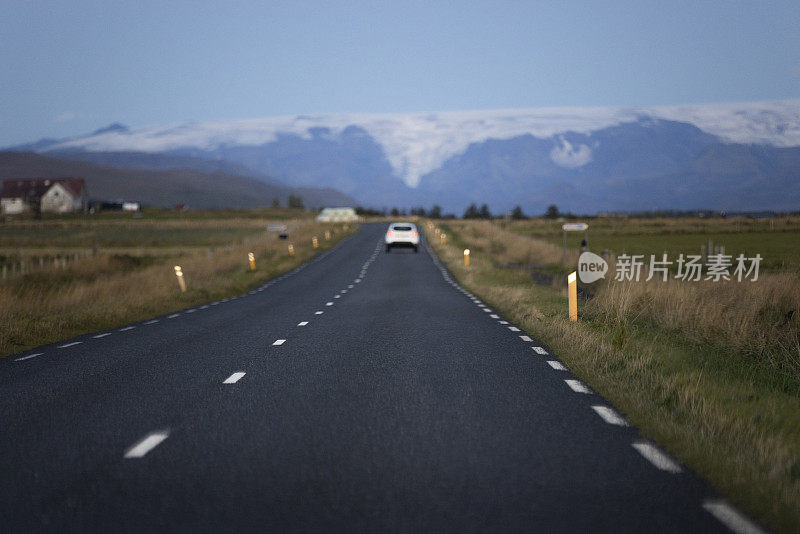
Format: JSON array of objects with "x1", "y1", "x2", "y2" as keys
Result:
[
  {"x1": 702, "y1": 500, "x2": 765, "y2": 534},
  {"x1": 565, "y1": 379, "x2": 591, "y2": 394},
  {"x1": 58, "y1": 342, "x2": 82, "y2": 348},
  {"x1": 119, "y1": 326, "x2": 135, "y2": 331},
  {"x1": 167, "y1": 314, "x2": 180, "y2": 319},
  {"x1": 144, "y1": 319, "x2": 159, "y2": 325},
  {"x1": 93, "y1": 333, "x2": 112, "y2": 339},
  {"x1": 326, "y1": 302, "x2": 334, "y2": 306},
  {"x1": 223, "y1": 372, "x2": 246, "y2": 384},
  {"x1": 632, "y1": 442, "x2": 682, "y2": 473},
  {"x1": 315, "y1": 311, "x2": 324, "y2": 315},
  {"x1": 124, "y1": 431, "x2": 170, "y2": 459},
  {"x1": 14, "y1": 353, "x2": 43, "y2": 362},
  {"x1": 272, "y1": 339, "x2": 286, "y2": 346},
  {"x1": 591, "y1": 406, "x2": 628, "y2": 426},
  {"x1": 297, "y1": 321, "x2": 309, "y2": 326}
]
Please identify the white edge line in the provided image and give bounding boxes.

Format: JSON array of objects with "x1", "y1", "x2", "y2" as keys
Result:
[
  {"x1": 632, "y1": 442, "x2": 682, "y2": 473},
  {"x1": 565, "y1": 379, "x2": 591, "y2": 394},
  {"x1": 14, "y1": 353, "x2": 43, "y2": 361},
  {"x1": 124, "y1": 431, "x2": 170, "y2": 458},
  {"x1": 272, "y1": 339, "x2": 286, "y2": 346},
  {"x1": 546, "y1": 360, "x2": 567, "y2": 371},
  {"x1": 297, "y1": 321, "x2": 309, "y2": 326},
  {"x1": 93, "y1": 333, "x2": 112, "y2": 339},
  {"x1": 702, "y1": 500, "x2": 765, "y2": 534},
  {"x1": 591, "y1": 405, "x2": 628, "y2": 426},
  {"x1": 58, "y1": 342, "x2": 82, "y2": 348}
]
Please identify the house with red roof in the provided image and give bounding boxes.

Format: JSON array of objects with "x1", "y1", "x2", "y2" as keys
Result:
[{"x1": 1, "y1": 178, "x2": 88, "y2": 215}]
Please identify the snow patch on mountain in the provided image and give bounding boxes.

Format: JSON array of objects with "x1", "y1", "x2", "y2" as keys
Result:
[
  {"x1": 45, "y1": 100, "x2": 800, "y2": 187},
  {"x1": 550, "y1": 136, "x2": 594, "y2": 168}
]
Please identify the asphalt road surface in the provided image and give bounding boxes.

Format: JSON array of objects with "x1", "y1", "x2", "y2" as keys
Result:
[{"x1": 0, "y1": 223, "x2": 763, "y2": 533}]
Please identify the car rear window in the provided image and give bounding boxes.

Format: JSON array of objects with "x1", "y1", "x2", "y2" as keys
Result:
[{"x1": 392, "y1": 226, "x2": 413, "y2": 231}]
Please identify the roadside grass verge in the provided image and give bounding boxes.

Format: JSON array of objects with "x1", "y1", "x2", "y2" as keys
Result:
[
  {"x1": 0, "y1": 219, "x2": 356, "y2": 358},
  {"x1": 425, "y1": 219, "x2": 800, "y2": 534}
]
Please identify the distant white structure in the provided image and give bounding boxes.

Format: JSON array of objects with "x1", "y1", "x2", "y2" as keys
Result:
[
  {"x1": 1, "y1": 178, "x2": 88, "y2": 215},
  {"x1": 316, "y1": 207, "x2": 359, "y2": 222}
]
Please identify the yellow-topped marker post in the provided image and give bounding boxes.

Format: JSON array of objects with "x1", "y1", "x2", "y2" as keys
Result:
[
  {"x1": 312, "y1": 236, "x2": 319, "y2": 249},
  {"x1": 440, "y1": 233, "x2": 446, "y2": 245},
  {"x1": 288, "y1": 244, "x2": 295, "y2": 256},
  {"x1": 568, "y1": 271, "x2": 577, "y2": 321},
  {"x1": 174, "y1": 265, "x2": 187, "y2": 292},
  {"x1": 248, "y1": 252, "x2": 256, "y2": 270},
  {"x1": 464, "y1": 249, "x2": 470, "y2": 267}
]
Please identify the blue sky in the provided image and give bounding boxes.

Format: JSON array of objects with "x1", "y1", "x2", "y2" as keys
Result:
[{"x1": 1, "y1": 0, "x2": 798, "y2": 146}]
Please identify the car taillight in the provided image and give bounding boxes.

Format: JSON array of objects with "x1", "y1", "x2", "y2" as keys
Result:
[
  {"x1": 412, "y1": 231, "x2": 418, "y2": 237},
  {"x1": 387, "y1": 231, "x2": 393, "y2": 237}
]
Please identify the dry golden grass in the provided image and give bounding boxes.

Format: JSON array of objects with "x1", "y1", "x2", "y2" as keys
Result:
[
  {"x1": 0, "y1": 220, "x2": 355, "y2": 357},
  {"x1": 426, "y1": 219, "x2": 800, "y2": 533}
]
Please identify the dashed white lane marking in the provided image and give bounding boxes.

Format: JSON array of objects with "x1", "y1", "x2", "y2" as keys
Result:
[
  {"x1": 532, "y1": 346, "x2": 549, "y2": 355},
  {"x1": 591, "y1": 406, "x2": 628, "y2": 426},
  {"x1": 348, "y1": 285, "x2": 354, "y2": 288},
  {"x1": 326, "y1": 302, "x2": 334, "y2": 306},
  {"x1": 297, "y1": 321, "x2": 309, "y2": 326},
  {"x1": 58, "y1": 342, "x2": 82, "y2": 348},
  {"x1": 519, "y1": 335, "x2": 532, "y2": 342},
  {"x1": 223, "y1": 372, "x2": 246, "y2": 384},
  {"x1": 633, "y1": 441, "x2": 681, "y2": 473},
  {"x1": 341, "y1": 290, "x2": 347, "y2": 293},
  {"x1": 144, "y1": 319, "x2": 159, "y2": 325},
  {"x1": 199, "y1": 305, "x2": 209, "y2": 309},
  {"x1": 315, "y1": 311, "x2": 324, "y2": 315},
  {"x1": 355, "y1": 279, "x2": 361, "y2": 283},
  {"x1": 119, "y1": 326, "x2": 135, "y2": 332},
  {"x1": 565, "y1": 379, "x2": 591, "y2": 394},
  {"x1": 93, "y1": 333, "x2": 112, "y2": 339},
  {"x1": 632, "y1": 442, "x2": 682, "y2": 473},
  {"x1": 499, "y1": 320, "x2": 509, "y2": 325},
  {"x1": 124, "y1": 431, "x2": 169, "y2": 459},
  {"x1": 703, "y1": 500, "x2": 765, "y2": 534},
  {"x1": 185, "y1": 309, "x2": 196, "y2": 313},
  {"x1": 334, "y1": 295, "x2": 341, "y2": 299},
  {"x1": 508, "y1": 326, "x2": 521, "y2": 332},
  {"x1": 167, "y1": 314, "x2": 180, "y2": 319},
  {"x1": 482, "y1": 308, "x2": 492, "y2": 312},
  {"x1": 547, "y1": 360, "x2": 567, "y2": 370},
  {"x1": 489, "y1": 314, "x2": 499, "y2": 319},
  {"x1": 14, "y1": 353, "x2": 43, "y2": 362},
  {"x1": 272, "y1": 339, "x2": 286, "y2": 346}
]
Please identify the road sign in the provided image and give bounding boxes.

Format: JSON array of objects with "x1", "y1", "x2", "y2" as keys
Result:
[{"x1": 562, "y1": 223, "x2": 588, "y2": 231}]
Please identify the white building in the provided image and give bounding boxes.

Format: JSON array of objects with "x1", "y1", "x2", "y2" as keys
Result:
[
  {"x1": 1, "y1": 178, "x2": 88, "y2": 215},
  {"x1": 316, "y1": 207, "x2": 359, "y2": 222}
]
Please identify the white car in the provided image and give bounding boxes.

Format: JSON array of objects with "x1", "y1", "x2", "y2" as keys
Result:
[{"x1": 385, "y1": 222, "x2": 419, "y2": 253}]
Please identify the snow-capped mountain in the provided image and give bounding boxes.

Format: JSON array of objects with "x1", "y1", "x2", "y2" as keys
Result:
[{"x1": 10, "y1": 99, "x2": 800, "y2": 213}]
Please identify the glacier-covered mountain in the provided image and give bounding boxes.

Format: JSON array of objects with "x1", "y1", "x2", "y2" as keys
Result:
[{"x1": 12, "y1": 99, "x2": 800, "y2": 213}]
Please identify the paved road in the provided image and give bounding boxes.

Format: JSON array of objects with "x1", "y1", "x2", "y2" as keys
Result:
[{"x1": 0, "y1": 224, "x2": 761, "y2": 533}]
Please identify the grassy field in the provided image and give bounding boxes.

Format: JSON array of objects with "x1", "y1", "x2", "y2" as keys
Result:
[
  {"x1": 425, "y1": 218, "x2": 800, "y2": 534},
  {"x1": 0, "y1": 208, "x2": 357, "y2": 358},
  {"x1": 506, "y1": 216, "x2": 800, "y2": 271}
]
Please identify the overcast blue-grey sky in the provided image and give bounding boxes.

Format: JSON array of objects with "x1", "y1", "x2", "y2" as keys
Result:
[{"x1": 1, "y1": 0, "x2": 798, "y2": 146}]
